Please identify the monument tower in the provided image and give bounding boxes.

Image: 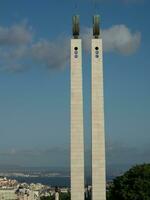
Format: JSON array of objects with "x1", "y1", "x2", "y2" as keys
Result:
[
  {"x1": 70, "y1": 16, "x2": 85, "y2": 200},
  {"x1": 91, "y1": 15, "x2": 106, "y2": 200},
  {"x1": 70, "y1": 15, "x2": 106, "y2": 200}
]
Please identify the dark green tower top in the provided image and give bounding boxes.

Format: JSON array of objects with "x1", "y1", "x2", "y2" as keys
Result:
[
  {"x1": 93, "y1": 15, "x2": 100, "y2": 38},
  {"x1": 72, "y1": 15, "x2": 80, "y2": 39}
]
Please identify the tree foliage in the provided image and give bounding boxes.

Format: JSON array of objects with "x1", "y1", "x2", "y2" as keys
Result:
[
  {"x1": 40, "y1": 197, "x2": 52, "y2": 200},
  {"x1": 108, "y1": 163, "x2": 150, "y2": 200},
  {"x1": 60, "y1": 192, "x2": 70, "y2": 200}
]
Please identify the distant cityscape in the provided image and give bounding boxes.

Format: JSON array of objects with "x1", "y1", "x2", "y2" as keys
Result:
[
  {"x1": 0, "y1": 176, "x2": 70, "y2": 200},
  {"x1": 0, "y1": 166, "x2": 119, "y2": 200},
  {"x1": 0, "y1": 164, "x2": 128, "y2": 199},
  {"x1": 0, "y1": 175, "x2": 113, "y2": 200},
  {"x1": 0, "y1": 158, "x2": 133, "y2": 200}
]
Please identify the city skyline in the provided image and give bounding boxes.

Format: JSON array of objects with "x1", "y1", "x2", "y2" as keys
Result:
[{"x1": 0, "y1": 0, "x2": 150, "y2": 169}]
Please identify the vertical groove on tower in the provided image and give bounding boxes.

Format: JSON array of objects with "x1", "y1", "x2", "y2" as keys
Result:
[
  {"x1": 91, "y1": 38, "x2": 106, "y2": 200},
  {"x1": 71, "y1": 39, "x2": 84, "y2": 200}
]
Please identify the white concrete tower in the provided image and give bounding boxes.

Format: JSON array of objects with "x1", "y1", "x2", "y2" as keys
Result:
[
  {"x1": 91, "y1": 16, "x2": 106, "y2": 200},
  {"x1": 71, "y1": 16, "x2": 85, "y2": 200}
]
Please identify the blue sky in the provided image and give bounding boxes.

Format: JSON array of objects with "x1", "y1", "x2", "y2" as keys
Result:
[{"x1": 0, "y1": 0, "x2": 150, "y2": 170}]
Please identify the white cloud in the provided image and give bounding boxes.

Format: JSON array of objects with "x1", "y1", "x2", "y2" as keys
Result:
[
  {"x1": 0, "y1": 46, "x2": 29, "y2": 72},
  {"x1": 102, "y1": 25, "x2": 141, "y2": 55},
  {"x1": 0, "y1": 21, "x2": 141, "y2": 72},
  {"x1": 0, "y1": 21, "x2": 70, "y2": 72},
  {"x1": 0, "y1": 37, "x2": 70, "y2": 72},
  {"x1": 0, "y1": 22, "x2": 33, "y2": 72},
  {"x1": 31, "y1": 38, "x2": 69, "y2": 70},
  {"x1": 0, "y1": 22, "x2": 33, "y2": 46},
  {"x1": 82, "y1": 25, "x2": 141, "y2": 55}
]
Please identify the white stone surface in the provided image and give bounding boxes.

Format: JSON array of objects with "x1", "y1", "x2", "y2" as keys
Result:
[
  {"x1": 91, "y1": 38, "x2": 106, "y2": 200},
  {"x1": 55, "y1": 192, "x2": 59, "y2": 200},
  {"x1": 71, "y1": 39, "x2": 85, "y2": 200},
  {"x1": 0, "y1": 189, "x2": 17, "y2": 200}
]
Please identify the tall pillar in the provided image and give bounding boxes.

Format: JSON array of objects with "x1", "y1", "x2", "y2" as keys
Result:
[
  {"x1": 91, "y1": 16, "x2": 106, "y2": 200},
  {"x1": 71, "y1": 16, "x2": 85, "y2": 200}
]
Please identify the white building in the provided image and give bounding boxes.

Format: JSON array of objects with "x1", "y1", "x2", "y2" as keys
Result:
[
  {"x1": 0, "y1": 188, "x2": 17, "y2": 200},
  {"x1": 91, "y1": 15, "x2": 106, "y2": 200},
  {"x1": 71, "y1": 15, "x2": 85, "y2": 200}
]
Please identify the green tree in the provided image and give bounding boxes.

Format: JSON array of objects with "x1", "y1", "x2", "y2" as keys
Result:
[
  {"x1": 60, "y1": 192, "x2": 71, "y2": 200},
  {"x1": 40, "y1": 197, "x2": 51, "y2": 200},
  {"x1": 107, "y1": 163, "x2": 150, "y2": 200}
]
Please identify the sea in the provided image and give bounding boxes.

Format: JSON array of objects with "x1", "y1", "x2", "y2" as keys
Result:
[
  {"x1": 10, "y1": 176, "x2": 114, "y2": 187},
  {"x1": 11, "y1": 176, "x2": 70, "y2": 187}
]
